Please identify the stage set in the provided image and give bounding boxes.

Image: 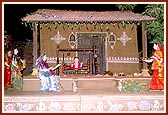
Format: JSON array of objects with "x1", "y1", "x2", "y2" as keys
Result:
[{"x1": 3, "y1": 9, "x2": 165, "y2": 112}]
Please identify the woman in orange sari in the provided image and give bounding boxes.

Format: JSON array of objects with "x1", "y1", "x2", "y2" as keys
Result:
[
  {"x1": 144, "y1": 43, "x2": 164, "y2": 91},
  {"x1": 4, "y1": 49, "x2": 12, "y2": 87}
]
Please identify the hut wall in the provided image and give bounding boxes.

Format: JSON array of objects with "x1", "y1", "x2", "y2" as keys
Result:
[
  {"x1": 40, "y1": 23, "x2": 139, "y2": 74},
  {"x1": 106, "y1": 23, "x2": 140, "y2": 74}
]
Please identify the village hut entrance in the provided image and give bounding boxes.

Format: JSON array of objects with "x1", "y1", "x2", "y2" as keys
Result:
[{"x1": 76, "y1": 32, "x2": 107, "y2": 75}]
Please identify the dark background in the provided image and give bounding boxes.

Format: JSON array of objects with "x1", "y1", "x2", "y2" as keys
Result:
[{"x1": 4, "y1": 4, "x2": 147, "y2": 41}]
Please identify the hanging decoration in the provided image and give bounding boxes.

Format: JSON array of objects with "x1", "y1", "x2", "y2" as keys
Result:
[
  {"x1": 45, "y1": 23, "x2": 48, "y2": 27},
  {"x1": 54, "y1": 22, "x2": 58, "y2": 29},
  {"x1": 67, "y1": 23, "x2": 70, "y2": 27},
  {"x1": 51, "y1": 31, "x2": 66, "y2": 45},
  {"x1": 68, "y1": 32, "x2": 77, "y2": 49},
  {"x1": 71, "y1": 24, "x2": 74, "y2": 30},
  {"x1": 86, "y1": 22, "x2": 88, "y2": 30},
  {"x1": 131, "y1": 23, "x2": 135, "y2": 30},
  {"x1": 117, "y1": 31, "x2": 132, "y2": 46},
  {"x1": 21, "y1": 22, "x2": 36, "y2": 30},
  {"x1": 117, "y1": 23, "x2": 120, "y2": 29},
  {"x1": 121, "y1": 21, "x2": 126, "y2": 28},
  {"x1": 94, "y1": 22, "x2": 97, "y2": 29},
  {"x1": 108, "y1": 32, "x2": 117, "y2": 50},
  {"x1": 100, "y1": 23, "x2": 103, "y2": 32},
  {"x1": 63, "y1": 23, "x2": 65, "y2": 30},
  {"x1": 39, "y1": 24, "x2": 42, "y2": 29},
  {"x1": 78, "y1": 23, "x2": 81, "y2": 30},
  {"x1": 113, "y1": 23, "x2": 116, "y2": 27},
  {"x1": 106, "y1": 24, "x2": 110, "y2": 31},
  {"x1": 48, "y1": 25, "x2": 51, "y2": 31}
]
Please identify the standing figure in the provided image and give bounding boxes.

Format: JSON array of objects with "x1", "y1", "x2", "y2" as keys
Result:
[
  {"x1": 70, "y1": 57, "x2": 83, "y2": 70},
  {"x1": 36, "y1": 54, "x2": 60, "y2": 92},
  {"x1": 143, "y1": 43, "x2": 164, "y2": 91},
  {"x1": 4, "y1": 49, "x2": 12, "y2": 87},
  {"x1": 11, "y1": 48, "x2": 26, "y2": 90}
]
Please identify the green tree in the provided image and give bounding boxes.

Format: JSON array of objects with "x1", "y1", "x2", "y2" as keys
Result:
[
  {"x1": 142, "y1": 4, "x2": 164, "y2": 46},
  {"x1": 116, "y1": 4, "x2": 164, "y2": 56},
  {"x1": 115, "y1": 4, "x2": 137, "y2": 11}
]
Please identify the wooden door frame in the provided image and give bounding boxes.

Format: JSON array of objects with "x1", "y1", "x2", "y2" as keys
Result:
[{"x1": 76, "y1": 32, "x2": 108, "y2": 74}]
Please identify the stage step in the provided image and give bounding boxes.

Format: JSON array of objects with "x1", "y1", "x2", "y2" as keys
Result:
[{"x1": 23, "y1": 76, "x2": 151, "y2": 92}]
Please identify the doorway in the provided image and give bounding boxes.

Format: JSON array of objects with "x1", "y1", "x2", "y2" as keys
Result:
[{"x1": 77, "y1": 32, "x2": 107, "y2": 75}]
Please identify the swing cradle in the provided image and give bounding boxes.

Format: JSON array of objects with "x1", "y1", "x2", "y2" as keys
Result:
[{"x1": 58, "y1": 46, "x2": 97, "y2": 75}]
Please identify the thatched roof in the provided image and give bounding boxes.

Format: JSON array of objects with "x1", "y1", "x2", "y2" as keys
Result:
[{"x1": 21, "y1": 9, "x2": 156, "y2": 23}]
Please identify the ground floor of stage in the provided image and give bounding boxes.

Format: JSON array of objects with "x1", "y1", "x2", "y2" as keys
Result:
[{"x1": 2, "y1": 75, "x2": 166, "y2": 113}]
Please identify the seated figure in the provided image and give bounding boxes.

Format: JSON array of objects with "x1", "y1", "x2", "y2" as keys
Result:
[
  {"x1": 70, "y1": 57, "x2": 83, "y2": 70},
  {"x1": 36, "y1": 54, "x2": 61, "y2": 92}
]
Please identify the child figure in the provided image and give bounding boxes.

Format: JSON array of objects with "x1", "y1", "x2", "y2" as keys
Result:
[{"x1": 70, "y1": 57, "x2": 83, "y2": 70}]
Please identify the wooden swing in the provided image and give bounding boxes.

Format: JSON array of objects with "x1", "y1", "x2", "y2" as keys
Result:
[{"x1": 57, "y1": 45, "x2": 97, "y2": 75}]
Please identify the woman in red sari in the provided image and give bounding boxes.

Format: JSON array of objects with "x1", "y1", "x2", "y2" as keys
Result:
[
  {"x1": 144, "y1": 43, "x2": 164, "y2": 91},
  {"x1": 4, "y1": 49, "x2": 12, "y2": 87}
]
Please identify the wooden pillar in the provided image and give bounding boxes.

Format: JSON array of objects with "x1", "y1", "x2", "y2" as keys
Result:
[
  {"x1": 93, "y1": 44, "x2": 98, "y2": 75},
  {"x1": 142, "y1": 22, "x2": 148, "y2": 69},
  {"x1": 56, "y1": 45, "x2": 59, "y2": 75},
  {"x1": 141, "y1": 22, "x2": 150, "y2": 76},
  {"x1": 33, "y1": 24, "x2": 38, "y2": 67}
]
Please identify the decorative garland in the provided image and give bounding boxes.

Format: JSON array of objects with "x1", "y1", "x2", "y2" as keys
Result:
[{"x1": 21, "y1": 20, "x2": 140, "y2": 32}]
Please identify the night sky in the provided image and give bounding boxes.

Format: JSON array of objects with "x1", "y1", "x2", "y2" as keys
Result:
[{"x1": 4, "y1": 3, "x2": 147, "y2": 42}]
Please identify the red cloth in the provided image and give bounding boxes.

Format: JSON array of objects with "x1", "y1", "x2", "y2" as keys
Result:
[
  {"x1": 150, "y1": 43, "x2": 164, "y2": 90},
  {"x1": 150, "y1": 69, "x2": 164, "y2": 90},
  {"x1": 70, "y1": 62, "x2": 82, "y2": 69},
  {"x1": 4, "y1": 56, "x2": 11, "y2": 87}
]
